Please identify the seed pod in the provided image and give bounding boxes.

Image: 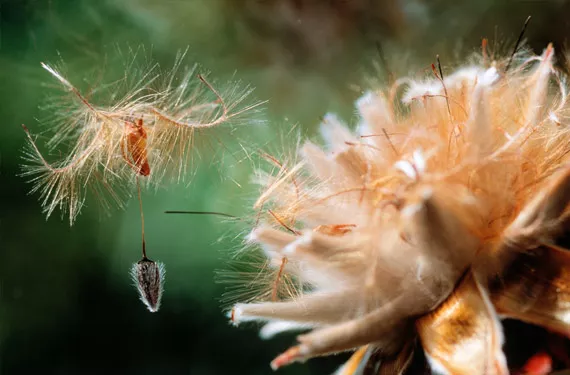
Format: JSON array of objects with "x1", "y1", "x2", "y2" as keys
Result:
[{"x1": 131, "y1": 258, "x2": 165, "y2": 313}]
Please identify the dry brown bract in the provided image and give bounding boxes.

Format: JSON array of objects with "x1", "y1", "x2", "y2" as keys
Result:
[
  {"x1": 229, "y1": 44, "x2": 570, "y2": 374},
  {"x1": 21, "y1": 50, "x2": 263, "y2": 225}
]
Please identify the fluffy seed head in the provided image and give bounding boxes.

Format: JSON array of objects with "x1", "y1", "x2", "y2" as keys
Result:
[{"x1": 227, "y1": 43, "x2": 570, "y2": 372}]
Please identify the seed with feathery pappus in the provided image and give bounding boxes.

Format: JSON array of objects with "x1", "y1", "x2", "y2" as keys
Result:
[{"x1": 131, "y1": 258, "x2": 165, "y2": 313}]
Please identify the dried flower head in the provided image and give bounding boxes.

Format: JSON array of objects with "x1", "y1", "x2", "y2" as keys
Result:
[
  {"x1": 131, "y1": 257, "x2": 165, "y2": 313},
  {"x1": 21, "y1": 48, "x2": 263, "y2": 225},
  {"x1": 228, "y1": 43, "x2": 570, "y2": 374}
]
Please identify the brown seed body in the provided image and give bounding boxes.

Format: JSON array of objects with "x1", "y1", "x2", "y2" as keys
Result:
[
  {"x1": 131, "y1": 258, "x2": 165, "y2": 313},
  {"x1": 125, "y1": 119, "x2": 151, "y2": 176}
]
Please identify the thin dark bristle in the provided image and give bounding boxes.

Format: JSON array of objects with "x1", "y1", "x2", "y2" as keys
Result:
[
  {"x1": 165, "y1": 210, "x2": 238, "y2": 219},
  {"x1": 505, "y1": 15, "x2": 532, "y2": 72},
  {"x1": 268, "y1": 209, "x2": 300, "y2": 235},
  {"x1": 434, "y1": 55, "x2": 452, "y2": 119},
  {"x1": 436, "y1": 55, "x2": 444, "y2": 82},
  {"x1": 375, "y1": 41, "x2": 394, "y2": 84}
]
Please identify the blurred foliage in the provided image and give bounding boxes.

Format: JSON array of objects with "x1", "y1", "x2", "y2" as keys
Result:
[{"x1": 1, "y1": 0, "x2": 570, "y2": 374}]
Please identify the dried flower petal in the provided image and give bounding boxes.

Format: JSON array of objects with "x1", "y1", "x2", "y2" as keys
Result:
[{"x1": 522, "y1": 352, "x2": 553, "y2": 375}]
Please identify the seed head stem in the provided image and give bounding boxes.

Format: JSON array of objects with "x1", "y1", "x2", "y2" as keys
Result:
[{"x1": 136, "y1": 176, "x2": 147, "y2": 259}]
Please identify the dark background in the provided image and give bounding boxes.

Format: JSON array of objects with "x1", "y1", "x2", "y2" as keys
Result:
[{"x1": 1, "y1": 1, "x2": 570, "y2": 374}]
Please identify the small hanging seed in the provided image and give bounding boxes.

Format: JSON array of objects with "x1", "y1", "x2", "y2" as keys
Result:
[{"x1": 131, "y1": 258, "x2": 165, "y2": 313}]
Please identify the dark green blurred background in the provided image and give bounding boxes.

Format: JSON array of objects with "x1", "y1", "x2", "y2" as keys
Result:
[{"x1": 1, "y1": 1, "x2": 570, "y2": 374}]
